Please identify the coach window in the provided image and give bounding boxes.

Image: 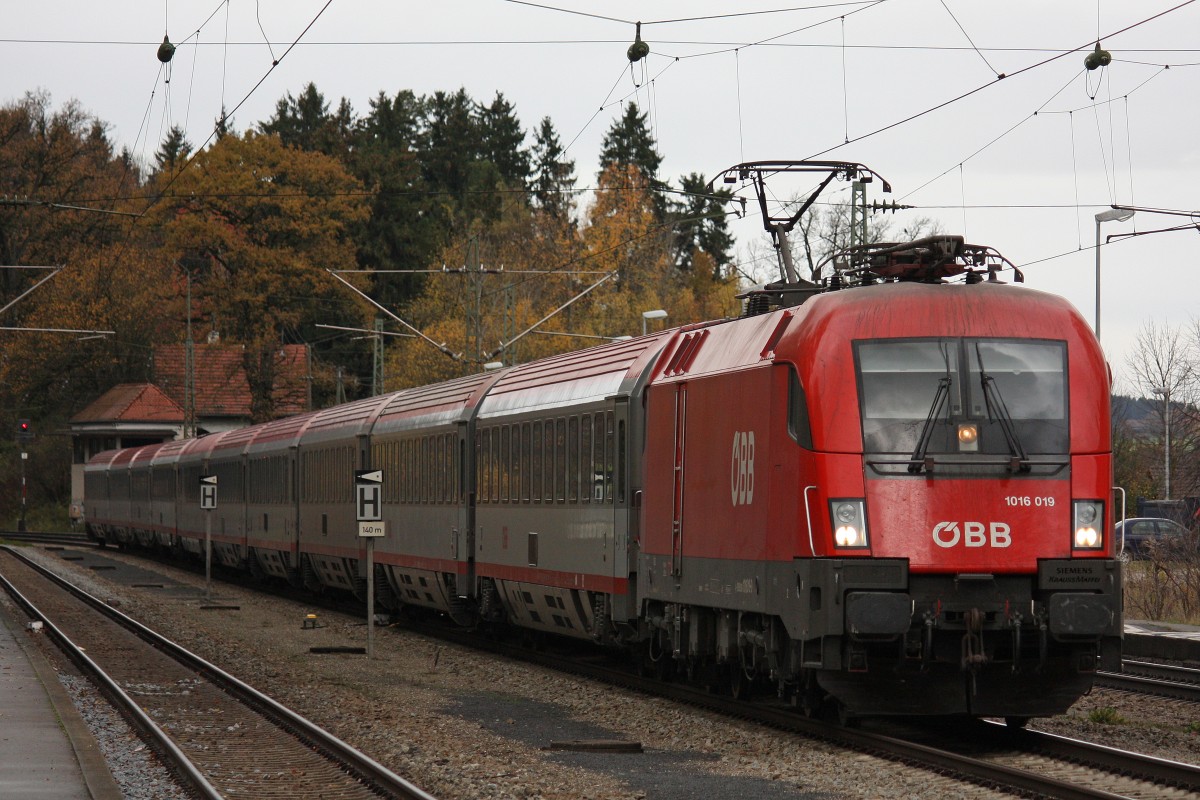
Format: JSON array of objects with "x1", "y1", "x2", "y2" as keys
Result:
[
  {"x1": 592, "y1": 415, "x2": 605, "y2": 502},
  {"x1": 544, "y1": 419, "x2": 552, "y2": 501},
  {"x1": 500, "y1": 425, "x2": 511, "y2": 503},
  {"x1": 580, "y1": 415, "x2": 592, "y2": 504},
  {"x1": 567, "y1": 416, "x2": 579, "y2": 503},
  {"x1": 488, "y1": 427, "x2": 498, "y2": 503},
  {"x1": 442, "y1": 434, "x2": 452, "y2": 503},
  {"x1": 443, "y1": 434, "x2": 452, "y2": 503},
  {"x1": 555, "y1": 418, "x2": 566, "y2": 503},
  {"x1": 478, "y1": 430, "x2": 489, "y2": 503},
  {"x1": 530, "y1": 421, "x2": 543, "y2": 503},
  {"x1": 547, "y1": 418, "x2": 557, "y2": 502},
  {"x1": 520, "y1": 423, "x2": 531, "y2": 503},
  {"x1": 476, "y1": 431, "x2": 484, "y2": 504},
  {"x1": 617, "y1": 419, "x2": 627, "y2": 504},
  {"x1": 604, "y1": 411, "x2": 615, "y2": 502}
]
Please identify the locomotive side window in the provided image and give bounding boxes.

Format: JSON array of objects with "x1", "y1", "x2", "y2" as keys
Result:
[
  {"x1": 787, "y1": 366, "x2": 814, "y2": 449},
  {"x1": 855, "y1": 338, "x2": 1068, "y2": 456}
]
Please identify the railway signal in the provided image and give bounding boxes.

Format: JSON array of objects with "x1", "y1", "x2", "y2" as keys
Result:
[{"x1": 16, "y1": 418, "x2": 31, "y2": 440}]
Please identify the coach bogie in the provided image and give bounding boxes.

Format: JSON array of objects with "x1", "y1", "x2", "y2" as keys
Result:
[
  {"x1": 495, "y1": 581, "x2": 596, "y2": 641},
  {"x1": 250, "y1": 546, "x2": 297, "y2": 582},
  {"x1": 386, "y1": 566, "x2": 460, "y2": 616}
]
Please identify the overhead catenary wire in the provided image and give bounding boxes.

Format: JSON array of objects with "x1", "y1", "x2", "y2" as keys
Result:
[
  {"x1": 937, "y1": 0, "x2": 999, "y2": 77},
  {"x1": 497, "y1": 0, "x2": 881, "y2": 27},
  {"x1": 802, "y1": 0, "x2": 1198, "y2": 161}
]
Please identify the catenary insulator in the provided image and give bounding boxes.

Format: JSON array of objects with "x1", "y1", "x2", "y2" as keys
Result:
[{"x1": 157, "y1": 34, "x2": 176, "y2": 64}]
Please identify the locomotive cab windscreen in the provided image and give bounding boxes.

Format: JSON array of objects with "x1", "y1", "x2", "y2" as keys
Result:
[{"x1": 854, "y1": 337, "x2": 1068, "y2": 468}]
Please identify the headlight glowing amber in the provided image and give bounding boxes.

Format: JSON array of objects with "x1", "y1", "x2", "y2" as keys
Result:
[{"x1": 957, "y1": 423, "x2": 979, "y2": 451}]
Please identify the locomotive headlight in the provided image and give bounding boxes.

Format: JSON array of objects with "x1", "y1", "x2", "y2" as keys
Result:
[
  {"x1": 1072, "y1": 500, "x2": 1104, "y2": 550},
  {"x1": 830, "y1": 499, "x2": 869, "y2": 549},
  {"x1": 957, "y1": 423, "x2": 979, "y2": 452}
]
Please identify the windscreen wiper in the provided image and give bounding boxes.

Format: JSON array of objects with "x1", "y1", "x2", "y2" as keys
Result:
[
  {"x1": 974, "y1": 344, "x2": 1030, "y2": 472},
  {"x1": 908, "y1": 343, "x2": 954, "y2": 474},
  {"x1": 908, "y1": 376, "x2": 950, "y2": 473}
]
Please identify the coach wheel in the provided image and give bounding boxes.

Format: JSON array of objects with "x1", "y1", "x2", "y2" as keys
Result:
[{"x1": 1004, "y1": 716, "x2": 1029, "y2": 729}]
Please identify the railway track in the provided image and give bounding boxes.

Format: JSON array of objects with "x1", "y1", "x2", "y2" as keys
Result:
[
  {"x1": 0, "y1": 546, "x2": 435, "y2": 800},
  {"x1": 23, "y1": 541, "x2": 1200, "y2": 798},
  {"x1": 1097, "y1": 660, "x2": 1200, "y2": 703},
  {"x1": 0, "y1": 529, "x2": 93, "y2": 547},
  {"x1": 410, "y1": 621, "x2": 1200, "y2": 799}
]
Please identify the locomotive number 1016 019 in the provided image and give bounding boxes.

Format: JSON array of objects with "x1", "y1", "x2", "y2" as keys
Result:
[{"x1": 1004, "y1": 496, "x2": 1056, "y2": 507}]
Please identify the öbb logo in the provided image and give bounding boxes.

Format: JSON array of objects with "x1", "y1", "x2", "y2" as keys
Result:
[
  {"x1": 730, "y1": 431, "x2": 755, "y2": 506},
  {"x1": 932, "y1": 521, "x2": 1011, "y2": 548}
]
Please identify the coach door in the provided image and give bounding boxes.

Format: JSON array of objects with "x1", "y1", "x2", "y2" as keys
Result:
[{"x1": 671, "y1": 383, "x2": 687, "y2": 579}]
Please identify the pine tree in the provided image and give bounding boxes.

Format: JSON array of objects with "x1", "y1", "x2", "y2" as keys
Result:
[
  {"x1": 153, "y1": 126, "x2": 193, "y2": 174},
  {"x1": 598, "y1": 103, "x2": 665, "y2": 218},
  {"x1": 531, "y1": 116, "x2": 576, "y2": 225},
  {"x1": 672, "y1": 173, "x2": 734, "y2": 276},
  {"x1": 478, "y1": 92, "x2": 531, "y2": 189},
  {"x1": 352, "y1": 90, "x2": 442, "y2": 310},
  {"x1": 260, "y1": 82, "x2": 353, "y2": 157}
]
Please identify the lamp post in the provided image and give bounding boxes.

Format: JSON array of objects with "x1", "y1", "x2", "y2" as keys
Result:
[
  {"x1": 1152, "y1": 385, "x2": 1171, "y2": 500},
  {"x1": 642, "y1": 309, "x2": 668, "y2": 336},
  {"x1": 1094, "y1": 208, "x2": 1134, "y2": 340}
]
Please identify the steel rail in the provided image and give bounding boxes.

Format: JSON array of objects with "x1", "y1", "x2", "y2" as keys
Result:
[
  {"x1": 1, "y1": 546, "x2": 438, "y2": 800},
  {"x1": 0, "y1": 565, "x2": 223, "y2": 799},
  {"x1": 405, "y1": 621, "x2": 1139, "y2": 800},
  {"x1": 1096, "y1": 664, "x2": 1200, "y2": 703}
]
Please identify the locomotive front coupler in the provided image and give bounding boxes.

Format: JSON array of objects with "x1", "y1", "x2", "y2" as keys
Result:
[
  {"x1": 960, "y1": 607, "x2": 988, "y2": 671},
  {"x1": 1009, "y1": 611, "x2": 1023, "y2": 674}
]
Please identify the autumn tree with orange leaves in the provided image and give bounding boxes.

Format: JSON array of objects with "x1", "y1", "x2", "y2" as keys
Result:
[{"x1": 149, "y1": 131, "x2": 370, "y2": 421}]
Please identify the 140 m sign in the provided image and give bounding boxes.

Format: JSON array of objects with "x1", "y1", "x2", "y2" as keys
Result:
[{"x1": 731, "y1": 430, "x2": 755, "y2": 506}]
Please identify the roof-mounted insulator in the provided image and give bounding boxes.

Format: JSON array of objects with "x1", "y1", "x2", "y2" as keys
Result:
[{"x1": 627, "y1": 22, "x2": 649, "y2": 63}]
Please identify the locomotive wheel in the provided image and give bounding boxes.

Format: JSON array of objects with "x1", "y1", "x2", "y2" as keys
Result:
[
  {"x1": 729, "y1": 666, "x2": 751, "y2": 700},
  {"x1": 833, "y1": 700, "x2": 860, "y2": 728},
  {"x1": 1004, "y1": 716, "x2": 1030, "y2": 729}
]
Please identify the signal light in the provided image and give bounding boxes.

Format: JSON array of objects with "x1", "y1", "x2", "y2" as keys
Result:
[{"x1": 17, "y1": 419, "x2": 31, "y2": 440}]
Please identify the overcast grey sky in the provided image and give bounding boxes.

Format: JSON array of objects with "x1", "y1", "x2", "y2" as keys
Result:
[{"x1": 2, "y1": 1, "x2": 1197, "y2": 391}]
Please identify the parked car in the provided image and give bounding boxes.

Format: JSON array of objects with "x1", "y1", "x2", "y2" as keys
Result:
[{"x1": 1115, "y1": 517, "x2": 1194, "y2": 559}]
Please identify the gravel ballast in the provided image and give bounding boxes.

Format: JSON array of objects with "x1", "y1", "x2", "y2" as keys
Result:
[{"x1": 22, "y1": 546, "x2": 1198, "y2": 799}]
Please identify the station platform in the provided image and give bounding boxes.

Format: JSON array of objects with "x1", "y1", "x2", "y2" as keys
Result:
[
  {"x1": 0, "y1": 600, "x2": 122, "y2": 800},
  {"x1": 1124, "y1": 619, "x2": 1200, "y2": 663}
]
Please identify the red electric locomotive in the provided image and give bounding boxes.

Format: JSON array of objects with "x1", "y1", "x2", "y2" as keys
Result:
[
  {"x1": 638, "y1": 243, "x2": 1120, "y2": 719},
  {"x1": 83, "y1": 160, "x2": 1120, "y2": 723}
]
